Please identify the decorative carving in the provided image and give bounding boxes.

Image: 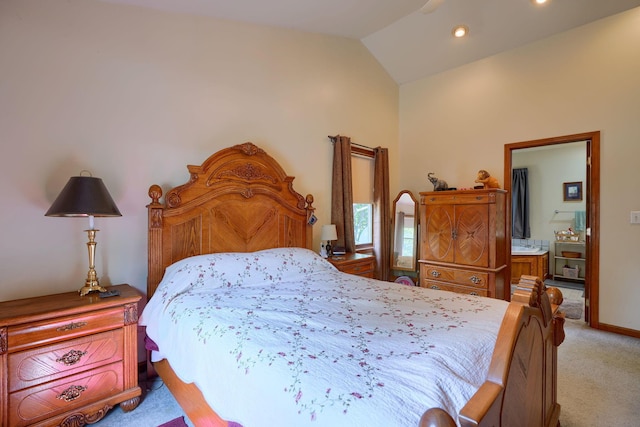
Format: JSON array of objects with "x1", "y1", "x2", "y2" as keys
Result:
[
  {"x1": 57, "y1": 385, "x2": 87, "y2": 402},
  {"x1": 233, "y1": 142, "x2": 265, "y2": 156},
  {"x1": 166, "y1": 191, "x2": 182, "y2": 208},
  {"x1": 148, "y1": 184, "x2": 163, "y2": 205},
  {"x1": 57, "y1": 321, "x2": 87, "y2": 332},
  {"x1": 57, "y1": 349, "x2": 87, "y2": 366},
  {"x1": 150, "y1": 209, "x2": 163, "y2": 228},
  {"x1": 124, "y1": 303, "x2": 138, "y2": 325},
  {"x1": 119, "y1": 396, "x2": 141, "y2": 412},
  {"x1": 216, "y1": 163, "x2": 278, "y2": 184},
  {"x1": 240, "y1": 188, "x2": 255, "y2": 199},
  {"x1": 0, "y1": 327, "x2": 6, "y2": 354},
  {"x1": 60, "y1": 405, "x2": 112, "y2": 427}
]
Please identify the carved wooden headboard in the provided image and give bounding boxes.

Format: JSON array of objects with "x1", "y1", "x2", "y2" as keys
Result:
[{"x1": 147, "y1": 142, "x2": 315, "y2": 298}]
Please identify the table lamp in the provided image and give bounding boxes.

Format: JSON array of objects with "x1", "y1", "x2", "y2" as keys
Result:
[
  {"x1": 321, "y1": 224, "x2": 338, "y2": 257},
  {"x1": 45, "y1": 172, "x2": 121, "y2": 296}
]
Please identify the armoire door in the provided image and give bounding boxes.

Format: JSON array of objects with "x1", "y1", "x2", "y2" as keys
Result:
[
  {"x1": 422, "y1": 204, "x2": 454, "y2": 263},
  {"x1": 454, "y1": 204, "x2": 489, "y2": 267}
]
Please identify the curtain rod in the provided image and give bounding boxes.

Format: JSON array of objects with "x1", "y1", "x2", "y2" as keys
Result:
[{"x1": 328, "y1": 135, "x2": 375, "y2": 153}]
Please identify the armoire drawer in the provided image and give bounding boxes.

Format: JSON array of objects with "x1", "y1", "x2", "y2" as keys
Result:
[
  {"x1": 421, "y1": 279, "x2": 489, "y2": 297},
  {"x1": 421, "y1": 264, "x2": 489, "y2": 289}
]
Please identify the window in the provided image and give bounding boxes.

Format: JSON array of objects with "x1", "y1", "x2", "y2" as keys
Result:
[
  {"x1": 353, "y1": 203, "x2": 373, "y2": 245},
  {"x1": 351, "y1": 153, "x2": 374, "y2": 248}
]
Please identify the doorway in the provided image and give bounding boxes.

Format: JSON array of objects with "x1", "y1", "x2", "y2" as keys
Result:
[{"x1": 504, "y1": 131, "x2": 600, "y2": 328}]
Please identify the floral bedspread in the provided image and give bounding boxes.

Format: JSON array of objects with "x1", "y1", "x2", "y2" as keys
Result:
[{"x1": 140, "y1": 248, "x2": 508, "y2": 427}]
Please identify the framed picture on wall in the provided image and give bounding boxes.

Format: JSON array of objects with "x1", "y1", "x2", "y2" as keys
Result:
[{"x1": 563, "y1": 181, "x2": 582, "y2": 201}]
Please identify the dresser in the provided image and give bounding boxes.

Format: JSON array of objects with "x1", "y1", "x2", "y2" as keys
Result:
[
  {"x1": 419, "y1": 189, "x2": 508, "y2": 300},
  {"x1": 0, "y1": 284, "x2": 142, "y2": 427},
  {"x1": 327, "y1": 253, "x2": 376, "y2": 278}
]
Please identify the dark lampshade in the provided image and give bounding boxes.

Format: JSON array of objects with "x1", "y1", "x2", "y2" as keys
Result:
[{"x1": 45, "y1": 176, "x2": 121, "y2": 217}]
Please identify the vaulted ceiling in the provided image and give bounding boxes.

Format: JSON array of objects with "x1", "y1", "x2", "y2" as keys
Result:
[{"x1": 99, "y1": 0, "x2": 640, "y2": 84}]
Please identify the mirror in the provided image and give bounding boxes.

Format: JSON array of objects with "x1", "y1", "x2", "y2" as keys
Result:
[{"x1": 391, "y1": 190, "x2": 419, "y2": 272}]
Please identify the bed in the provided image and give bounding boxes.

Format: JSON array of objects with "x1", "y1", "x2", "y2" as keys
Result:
[{"x1": 141, "y1": 142, "x2": 565, "y2": 427}]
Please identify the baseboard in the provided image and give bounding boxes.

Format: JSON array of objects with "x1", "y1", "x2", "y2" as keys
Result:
[{"x1": 596, "y1": 322, "x2": 640, "y2": 339}]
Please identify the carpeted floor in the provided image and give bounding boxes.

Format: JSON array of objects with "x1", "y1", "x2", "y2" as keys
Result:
[{"x1": 96, "y1": 377, "x2": 193, "y2": 426}]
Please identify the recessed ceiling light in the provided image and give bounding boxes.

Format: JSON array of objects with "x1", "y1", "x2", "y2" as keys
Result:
[
  {"x1": 531, "y1": 0, "x2": 549, "y2": 5},
  {"x1": 452, "y1": 25, "x2": 469, "y2": 38}
]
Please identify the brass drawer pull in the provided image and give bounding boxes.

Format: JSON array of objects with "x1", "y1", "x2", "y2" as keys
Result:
[
  {"x1": 430, "y1": 285, "x2": 440, "y2": 290},
  {"x1": 57, "y1": 385, "x2": 87, "y2": 402},
  {"x1": 57, "y1": 349, "x2": 87, "y2": 366},
  {"x1": 430, "y1": 270, "x2": 441, "y2": 278},
  {"x1": 56, "y1": 321, "x2": 87, "y2": 332},
  {"x1": 470, "y1": 292, "x2": 479, "y2": 296},
  {"x1": 470, "y1": 276, "x2": 482, "y2": 284}
]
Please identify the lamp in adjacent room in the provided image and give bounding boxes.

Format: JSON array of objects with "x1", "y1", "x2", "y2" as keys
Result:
[
  {"x1": 321, "y1": 224, "x2": 338, "y2": 258},
  {"x1": 45, "y1": 171, "x2": 122, "y2": 296}
]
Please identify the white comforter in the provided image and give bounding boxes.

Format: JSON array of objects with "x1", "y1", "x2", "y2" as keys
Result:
[{"x1": 140, "y1": 248, "x2": 508, "y2": 427}]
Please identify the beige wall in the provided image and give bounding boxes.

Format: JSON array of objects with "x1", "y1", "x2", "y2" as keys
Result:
[
  {"x1": 0, "y1": 0, "x2": 399, "y2": 301},
  {"x1": 400, "y1": 8, "x2": 640, "y2": 330}
]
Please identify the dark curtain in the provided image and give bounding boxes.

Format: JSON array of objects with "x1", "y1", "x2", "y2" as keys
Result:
[
  {"x1": 512, "y1": 167, "x2": 530, "y2": 239},
  {"x1": 330, "y1": 135, "x2": 356, "y2": 253},
  {"x1": 373, "y1": 147, "x2": 390, "y2": 281}
]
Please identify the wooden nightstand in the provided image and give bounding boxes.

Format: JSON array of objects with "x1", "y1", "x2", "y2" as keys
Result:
[
  {"x1": 0, "y1": 284, "x2": 142, "y2": 427},
  {"x1": 327, "y1": 253, "x2": 376, "y2": 278}
]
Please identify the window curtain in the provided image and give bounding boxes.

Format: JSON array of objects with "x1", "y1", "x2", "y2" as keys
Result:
[
  {"x1": 512, "y1": 167, "x2": 530, "y2": 239},
  {"x1": 330, "y1": 135, "x2": 356, "y2": 253},
  {"x1": 373, "y1": 147, "x2": 390, "y2": 281}
]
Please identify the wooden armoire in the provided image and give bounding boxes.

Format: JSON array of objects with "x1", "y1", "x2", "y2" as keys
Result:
[{"x1": 418, "y1": 189, "x2": 508, "y2": 300}]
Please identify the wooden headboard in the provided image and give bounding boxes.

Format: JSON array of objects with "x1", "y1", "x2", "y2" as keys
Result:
[{"x1": 147, "y1": 142, "x2": 315, "y2": 298}]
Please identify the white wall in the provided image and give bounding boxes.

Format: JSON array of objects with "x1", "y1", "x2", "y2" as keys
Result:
[
  {"x1": 0, "y1": 0, "x2": 399, "y2": 301},
  {"x1": 400, "y1": 8, "x2": 640, "y2": 330}
]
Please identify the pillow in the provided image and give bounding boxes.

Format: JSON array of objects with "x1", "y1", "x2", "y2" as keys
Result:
[
  {"x1": 142, "y1": 247, "x2": 336, "y2": 329},
  {"x1": 156, "y1": 247, "x2": 334, "y2": 296}
]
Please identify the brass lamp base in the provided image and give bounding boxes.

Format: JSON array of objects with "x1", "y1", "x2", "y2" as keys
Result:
[
  {"x1": 79, "y1": 281, "x2": 107, "y2": 296},
  {"x1": 79, "y1": 229, "x2": 107, "y2": 296}
]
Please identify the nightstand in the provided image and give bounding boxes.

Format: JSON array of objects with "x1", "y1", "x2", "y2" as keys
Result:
[
  {"x1": 327, "y1": 253, "x2": 376, "y2": 278},
  {"x1": 0, "y1": 284, "x2": 142, "y2": 427}
]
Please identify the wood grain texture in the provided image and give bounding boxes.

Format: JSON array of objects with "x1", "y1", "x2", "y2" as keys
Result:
[{"x1": 147, "y1": 142, "x2": 315, "y2": 299}]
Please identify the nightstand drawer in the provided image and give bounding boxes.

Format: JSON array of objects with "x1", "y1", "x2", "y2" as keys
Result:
[
  {"x1": 327, "y1": 253, "x2": 376, "y2": 278},
  {"x1": 8, "y1": 307, "x2": 124, "y2": 353},
  {"x1": 339, "y1": 260, "x2": 375, "y2": 277},
  {"x1": 9, "y1": 362, "x2": 124, "y2": 427},
  {"x1": 9, "y1": 329, "x2": 124, "y2": 392}
]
